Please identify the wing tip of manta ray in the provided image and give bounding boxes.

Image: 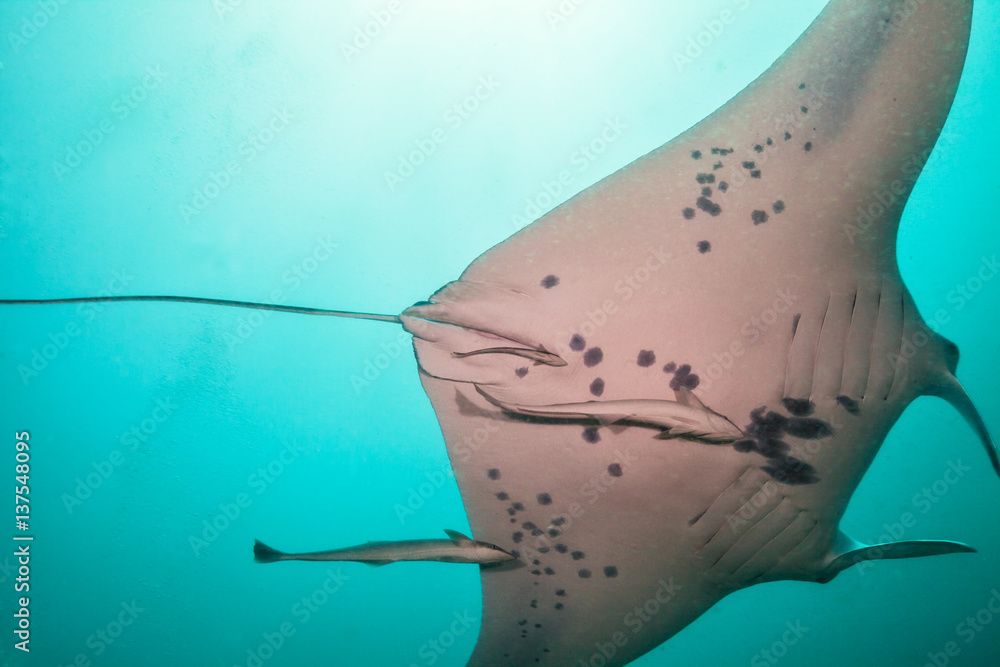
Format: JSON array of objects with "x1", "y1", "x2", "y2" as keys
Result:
[{"x1": 927, "y1": 372, "x2": 1000, "y2": 481}]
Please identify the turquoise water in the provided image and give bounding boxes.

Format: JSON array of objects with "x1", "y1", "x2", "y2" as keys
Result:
[{"x1": 0, "y1": 1, "x2": 997, "y2": 665}]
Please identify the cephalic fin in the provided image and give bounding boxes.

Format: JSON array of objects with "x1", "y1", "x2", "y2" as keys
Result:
[
  {"x1": 818, "y1": 531, "x2": 975, "y2": 583},
  {"x1": 927, "y1": 372, "x2": 1000, "y2": 479}
]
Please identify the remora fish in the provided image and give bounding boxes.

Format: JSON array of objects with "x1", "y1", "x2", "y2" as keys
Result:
[{"x1": 253, "y1": 530, "x2": 516, "y2": 566}]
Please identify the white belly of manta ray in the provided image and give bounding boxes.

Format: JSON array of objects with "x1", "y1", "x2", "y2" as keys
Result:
[{"x1": 1, "y1": 1, "x2": 997, "y2": 665}]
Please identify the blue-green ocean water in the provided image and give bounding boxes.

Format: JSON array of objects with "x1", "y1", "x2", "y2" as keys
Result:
[{"x1": 0, "y1": 1, "x2": 997, "y2": 665}]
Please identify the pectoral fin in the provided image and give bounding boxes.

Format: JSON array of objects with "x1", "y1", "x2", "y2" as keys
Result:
[{"x1": 818, "y1": 531, "x2": 976, "y2": 583}]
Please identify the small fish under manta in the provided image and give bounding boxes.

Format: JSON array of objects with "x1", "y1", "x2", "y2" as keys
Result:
[
  {"x1": 2, "y1": 0, "x2": 997, "y2": 664},
  {"x1": 253, "y1": 530, "x2": 516, "y2": 566}
]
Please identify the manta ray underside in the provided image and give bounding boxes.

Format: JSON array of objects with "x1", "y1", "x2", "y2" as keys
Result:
[{"x1": 395, "y1": 0, "x2": 995, "y2": 664}]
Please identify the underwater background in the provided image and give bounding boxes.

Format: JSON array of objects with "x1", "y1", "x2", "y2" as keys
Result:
[{"x1": 0, "y1": 1, "x2": 997, "y2": 665}]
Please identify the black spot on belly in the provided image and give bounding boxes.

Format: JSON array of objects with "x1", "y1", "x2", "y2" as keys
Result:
[
  {"x1": 548, "y1": 528, "x2": 561, "y2": 538},
  {"x1": 497, "y1": 492, "x2": 510, "y2": 501},
  {"x1": 537, "y1": 546, "x2": 550, "y2": 554},
  {"x1": 750, "y1": 170, "x2": 761, "y2": 179},
  {"x1": 754, "y1": 144, "x2": 764, "y2": 153},
  {"x1": 733, "y1": 439, "x2": 756, "y2": 453},
  {"x1": 783, "y1": 417, "x2": 833, "y2": 439},
  {"x1": 555, "y1": 602, "x2": 565, "y2": 609},
  {"x1": 544, "y1": 567, "x2": 556, "y2": 575},
  {"x1": 762, "y1": 456, "x2": 819, "y2": 485},
  {"x1": 698, "y1": 240, "x2": 712, "y2": 253},
  {"x1": 752, "y1": 210, "x2": 769, "y2": 225},
  {"x1": 537, "y1": 493, "x2": 553, "y2": 506},
  {"x1": 719, "y1": 181, "x2": 729, "y2": 192},
  {"x1": 669, "y1": 364, "x2": 700, "y2": 390},
  {"x1": 804, "y1": 142, "x2": 813, "y2": 152},
  {"x1": 541, "y1": 275, "x2": 560, "y2": 289},
  {"x1": 512, "y1": 502, "x2": 525, "y2": 511},
  {"x1": 570, "y1": 334, "x2": 586, "y2": 351},
  {"x1": 743, "y1": 161, "x2": 756, "y2": 170},
  {"x1": 837, "y1": 395, "x2": 861, "y2": 415},
  {"x1": 784, "y1": 131, "x2": 792, "y2": 141},
  {"x1": 590, "y1": 378, "x2": 605, "y2": 396},
  {"x1": 766, "y1": 137, "x2": 773, "y2": 146},
  {"x1": 555, "y1": 544, "x2": 568, "y2": 554},
  {"x1": 696, "y1": 173, "x2": 716, "y2": 184},
  {"x1": 603, "y1": 566, "x2": 619, "y2": 578},
  {"x1": 578, "y1": 569, "x2": 592, "y2": 579},
  {"x1": 507, "y1": 508, "x2": 516, "y2": 516},
  {"x1": 691, "y1": 150, "x2": 702, "y2": 159},
  {"x1": 552, "y1": 516, "x2": 566, "y2": 526},
  {"x1": 581, "y1": 426, "x2": 601, "y2": 444},
  {"x1": 530, "y1": 569, "x2": 541, "y2": 575},
  {"x1": 781, "y1": 397, "x2": 814, "y2": 416},
  {"x1": 662, "y1": 362, "x2": 677, "y2": 373},
  {"x1": 512, "y1": 532, "x2": 523, "y2": 543},
  {"x1": 713, "y1": 161, "x2": 723, "y2": 170},
  {"x1": 515, "y1": 367, "x2": 529, "y2": 378},
  {"x1": 799, "y1": 82, "x2": 807, "y2": 89},
  {"x1": 773, "y1": 200, "x2": 786, "y2": 214},
  {"x1": 488, "y1": 468, "x2": 501, "y2": 480},
  {"x1": 572, "y1": 551, "x2": 586, "y2": 560},
  {"x1": 702, "y1": 187, "x2": 713, "y2": 197},
  {"x1": 608, "y1": 463, "x2": 623, "y2": 477},
  {"x1": 530, "y1": 599, "x2": 538, "y2": 608},
  {"x1": 682, "y1": 207, "x2": 696, "y2": 220},
  {"x1": 555, "y1": 589, "x2": 567, "y2": 597},
  {"x1": 697, "y1": 197, "x2": 722, "y2": 216},
  {"x1": 801, "y1": 106, "x2": 809, "y2": 113},
  {"x1": 637, "y1": 350, "x2": 656, "y2": 367},
  {"x1": 584, "y1": 348, "x2": 603, "y2": 367}
]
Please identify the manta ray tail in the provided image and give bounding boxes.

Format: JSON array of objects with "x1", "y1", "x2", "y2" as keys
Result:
[
  {"x1": 0, "y1": 295, "x2": 402, "y2": 324},
  {"x1": 253, "y1": 539, "x2": 287, "y2": 563},
  {"x1": 926, "y1": 372, "x2": 1000, "y2": 479}
]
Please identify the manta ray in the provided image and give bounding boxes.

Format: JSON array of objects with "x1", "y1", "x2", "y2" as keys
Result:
[{"x1": 2, "y1": 0, "x2": 996, "y2": 665}]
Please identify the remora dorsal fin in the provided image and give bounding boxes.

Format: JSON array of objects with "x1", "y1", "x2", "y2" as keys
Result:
[
  {"x1": 927, "y1": 372, "x2": 1000, "y2": 479},
  {"x1": 444, "y1": 529, "x2": 473, "y2": 545},
  {"x1": 818, "y1": 531, "x2": 975, "y2": 583}
]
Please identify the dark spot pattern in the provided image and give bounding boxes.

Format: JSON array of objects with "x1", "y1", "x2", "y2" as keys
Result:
[
  {"x1": 662, "y1": 362, "x2": 677, "y2": 373},
  {"x1": 718, "y1": 181, "x2": 729, "y2": 192},
  {"x1": 669, "y1": 364, "x2": 700, "y2": 390},
  {"x1": 836, "y1": 395, "x2": 861, "y2": 415},
  {"x1": 537, "y1": 546, "x2": 550, "y2": 554},
  {"x1": 637, "y1": 350, "x2": 656, "y2": 367},
  {"x1": 570, "y1": 334, "x2": 586, "y2": 351},
  {"x1": 541, "y1": 275, "x2": 560, "y2": 289},
  {"x1": 784, "y1": 131, "x2": 792, "y2": 140},
  {"x1": 743, "y1": 161, "x2": 756, "y2": 170},
  {"x1": 555, "y1": 603, "x2": 565, "y2": 610},
  {"x1": 696, "y1": 197, "x2": 722, "y2": 216},
  {"x1": 608, "y1": 463, "x2": 623, "y2": 477},
  {"x1": 773, "y1": 200, "x2": 786, "y2": 214},
  {"x1": 488, "y1": 469, "x2": 500, "y2": 480},
  {"x1": 752, "y1": 210, "x2": 769, "y2": 225},
  {"x1": 711, "y1": 147, "x2": 734, "y2": 156},
  {"x1": 555, "y1": 589, "x2": 567, "y2": 596},
  {"x1": 713, "y1": 161, "x2": 723, "y2": 170},
  {"x1": 750, "y1": 170, "x2": 761, "y2": 179},
  {"x1": 696, "y1": 173, "x2": 716, "y2": 184},
  {"x1": 537, "y1": 493, "x2": 552, "y2": 506},
  {"x1": 571, "y1": 551, "x2": 586, "y2": 560},
  {"x1": 682, "y1": 207, "x2": 696, "y2": 220},
  {"x1": 583, "y1": 348, "x2": 603, "y2": 367},
  {"x1": 581, "y1": 426, "x2": 601, "y2": 444},
  {"x1": 512, "y1": 532, "x2": 523, "y2": 543},
  {"x1": 783, "y1": 417, "x2": 833, "y2": 439},
  {"x1": 691, "y1": 150, "x2": 702, "y2": 159},
  {"x1": 552, "y1": 517, "x2": 566, "y2": 526},
  {"x1": 799, "y1": 82, "x2": 806, "y2": 89},
  {"x1": 733, "y1": 439, "x2": 756, "y2": 453},
  {"x1": 603, "y1": 566, "x2": 619, "y2": 578},
  {"x1": 762, "y1": 456, "x2": 819, "y2": 485},
  {"x1": 804, "y1": 142, "x2": 813, "y2": 152},
  {"x1": 781, "y1": 397, "x2": 814, "y2": 416},
  {"x1": 698, "y1": 241, "x2": 711, "y2": 253},
  {"x1": 801, "y1": 106, "x2": 808, "y2": 113},
  {"x1": 733, "y1": 406, "x2": 831, "y2": 485},
  {"x1": 555, "y1": 544, "x2": 568, "y2": 554},
  {"x1": 754, "y1": 144, "x2": 764, "y2": 153},
  {"x1": 766, "y1": 137, "x2": 773, "y2": 146},
  {"x1": 544, "y1": 567, "x2": 555, "y2": 575},
  {"x1": 589, "y1": 378, "x2": 605, "y2": 397},
  {"x1": 497, "y1": 492, "x2": 510, "y2": 501},
  {"x1": 702, "y1": 187, "x2": 713, "y2": 197},
  {"x1": 515, "y1": 367, "x2": 529, "y2": 378},
  {"x1": 578, "y1": 569, "x2": 592, "y2": 579},
  {"x1": 512, "y1": 502, "x2": 525, "y2": 511}
]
